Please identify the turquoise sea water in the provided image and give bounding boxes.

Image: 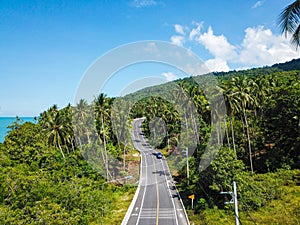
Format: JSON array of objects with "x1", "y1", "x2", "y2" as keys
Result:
[{"x1": 0, "y1": 117, "x2": 36, "y2": 143}]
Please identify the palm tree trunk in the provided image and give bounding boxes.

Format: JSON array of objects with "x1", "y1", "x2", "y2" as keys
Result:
[
  {"x1": 101, "y1": 114, "x2": 109, "y2": 179},
  {"x1": 64, "y1": 138, "x2": 70, "y2": 154},
  {"x1": 191, "y1": 113, "x2": 199, "y2": 145},
  {"x1": 216, "y1": 122, "x2": 220, "y2": 145},
  {"x1": 77, "y1": 137, "x2": 82, "y2": 148},
  {"x1": 97, "y1": 134, "x2": 106, "y2": 174},
  {"x1": 243, "y1": 108, "x2": 254, "y2": 174},
  {"x1": 70, "y1": 137, "x2": 75, "y2": 152},
  {"x1": 58, "y1": 143, "x2": 65, "y2": 158},
  {"x1": 123, "y1": 143, "x2": 127, "y2": 172},
  {"x1": 224, "y1": 117, "x2": 231, "y2": 148},
  {"x1": 86, "y1": 129, "x2": 90, "y2": 143},
  {"x1": 219, "y1": 121, "x2": 223, "y2": 144},
  {"x1": 229, "y1": 115, "x2": 237, "y2": 154}
]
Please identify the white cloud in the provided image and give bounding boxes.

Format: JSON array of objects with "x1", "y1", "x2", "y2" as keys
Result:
[
  {"x1": 205, "y1": 58, "x2": 230, "y2": 72},
  {"x1": 130, "y1": 0, "x2": 157, "y2": 8},
  {"x1": 174, "y1": 24, "x2": 185, "y2": 35},
  {"x1": 171, "y1": 35, "x2": 185, "y2": 46},
  {"x1": 171, "y1": 24, "x2": 185, "y2": 46},
  {"x1": 239, "y1": 26, "x2": 300, "y2": 66},
  {"x1": 252, "y1": 1, "x2": 264, "y2": 9},
  {"x1": 189, "y1": 22, "x2": 203, "y2": 40},
  {"x1": 174, "y1": 23, "x2": 300, "y2": 72},
  {"x1": 161, "y1": 72, "x2": 178, "y2": 81},
  {"x1": 196, "y1": 26, "x2": 237, "y2": 61},
  {"x1": 170, "y1": 22, "x2": 300, "y2": 72}
]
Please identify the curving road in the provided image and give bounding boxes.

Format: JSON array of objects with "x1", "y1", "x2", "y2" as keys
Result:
[{"x1": 122, "y1": 118, "x2": 190, "y2": 225}]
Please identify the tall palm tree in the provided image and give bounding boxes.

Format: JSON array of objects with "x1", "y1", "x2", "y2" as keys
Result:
[
  {"x1": 94, "y1": 93, "x2": 110, "y2": 179},
  {"x1": 42, "y1": 106, "x2": 73, "y2": 158},
  {"x1": 73, "y1": 99, "x2": 91, "y2": 144},
  {"x1": 221, "y1": 80, "x2": 240, "y2": 154},
  {"x1": 111, "y1": 98, "x2": 131, "y2": 172},
  {"x1": 279, "y1": 0, "x2": 300, "y2": 48},
  {"x1": 61, "y1": 104, "x2": 75, "y2": 152},
  {"x1": 229, "y1": 76, "x2": 256, "y2": 173}
]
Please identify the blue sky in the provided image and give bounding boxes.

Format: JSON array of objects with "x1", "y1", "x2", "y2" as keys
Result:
[{"x1": 0, "y1": 0, "x2": 299, "y2": 116}]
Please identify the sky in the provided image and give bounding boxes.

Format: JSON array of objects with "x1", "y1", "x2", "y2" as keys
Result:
[{"x1": 0, "y1": 0, "x2": 299, "y2": 116}]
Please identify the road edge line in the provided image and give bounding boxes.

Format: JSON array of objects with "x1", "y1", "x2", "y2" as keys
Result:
[
  {"x1": 165, "y1": 160, "x2": 190, "y2": 225},
  {"x1": 161, "y1": 158, "x2": 179, "y2": 225},
  {"x1": 121, "y1": 120, "x2": 143, "y2": 225},
  {"x1": 121, "y1": 156, "x2": 141, "y2": 225}
]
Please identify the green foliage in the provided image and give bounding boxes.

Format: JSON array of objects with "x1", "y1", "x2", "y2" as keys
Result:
[
  {"x1": 4, "y1": 122, "x2": 44, "y2": 163},
  {"x1": 272, "y1": 58, "x2": 300, "y2": 71},
  {"x1": 188, "y1": 170, "x2": 300, "y2": 225},
  {"x1": 0, "y1": 115, "x2": 135, "y2": 224},
  {"x1": 1, "y1": 59, "x2": 300, "y2": 223},
  {"x1": 178, "y1": 147, "x2": 245, "y2": 210},
  {"x1": 238, "y1": 169, "x2": 300, "y2": 210}
]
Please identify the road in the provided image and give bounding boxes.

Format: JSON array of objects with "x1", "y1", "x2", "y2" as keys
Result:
[{"x1": 122, "y1": 118, "x2": 190, "y2": 225}]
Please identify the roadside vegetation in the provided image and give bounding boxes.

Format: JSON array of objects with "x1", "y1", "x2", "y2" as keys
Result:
[
  {"x1": 128, "y1": 59, "x2": 300, "y2": 224},
  {"x1": 0, "y1": 59, "x2": 299, "y2": 224},
  {"x1": 0, "y1": 102, "x2": 137, "y2": 224}
]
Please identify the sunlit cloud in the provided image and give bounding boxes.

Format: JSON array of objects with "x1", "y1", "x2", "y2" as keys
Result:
[
  {"x1": 239, "y1": 26, "x2": 299, "y2": 66},
  {"x1": 174, "y1": 24, "x2": 185, "y2": 35},
  {"x1": 171, "y1": 35, "x2": 185, "y2": 46},
  {"x1": 189, "y1": 22, "x2": 203, "y2": 40},
  {"x1": 161, "y1": 72, "x2": 178, "y2": 81},
  {"x1": 205, "y1": 58, "x2": 230, "y2": 72},
  {"x1": 170, "y1": 22, "x2": 300, "y2": 72},
  {"x1": 197, "y1": 26, "x2": 238, "y2": 61}
]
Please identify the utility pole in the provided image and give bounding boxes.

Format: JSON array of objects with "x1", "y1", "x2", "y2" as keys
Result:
[
  {"x1": 186, "y1": 147, "x2": 189, "y2": 178},
  {"x1": 220, "y1": 180, "x2": 239, "y2": 225},
  {"x1": 233, "y1": 181, "x2": 239, "y2": 225}
]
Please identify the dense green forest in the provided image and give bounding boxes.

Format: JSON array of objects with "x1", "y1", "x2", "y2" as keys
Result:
[
  {"x1": 0, "y1": 59, "x2": 299, "y2": 224},
  {"x1": 127, "y1": 60, "x2": 300, "y2": 223},
  {"x1": 0, "y1": 103, "x2": 138, "y2": 224}
]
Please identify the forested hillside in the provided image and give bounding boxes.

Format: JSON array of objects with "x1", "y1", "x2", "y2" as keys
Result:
[
  {"x1": 0, "y1": 59, "x2": 299, "y2": 224},
  {"x1": 127, "y1": 59, "x2": 300, "y2": 224}
]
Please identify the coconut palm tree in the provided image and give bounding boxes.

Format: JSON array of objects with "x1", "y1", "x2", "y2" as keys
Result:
[
  {"x1": 279, "y1": 0, "x2": 300, "y2": 48},
  {"x1": 94, "y1": 93, "x2": 110, "y2": 179},
  {"x1": 73, "y1": 99, "x2": 91, "y2": 145},
  {"x1": 42, "y1": 106, "x2": 73, "y2": 158},
  {"x1": 221, "y1": 80, "x2": 240, "y2": 154},
  {"x1": 111, "y1": 98, "x2": 132, "y2": 172},
  {"x1": 229, "y1": 76, "x2": 256, "y2": 173}
]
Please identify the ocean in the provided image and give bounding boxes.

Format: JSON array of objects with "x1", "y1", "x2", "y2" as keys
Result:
[{"x1": 0, "y1": 117, "x2": 36, "y2": 143}]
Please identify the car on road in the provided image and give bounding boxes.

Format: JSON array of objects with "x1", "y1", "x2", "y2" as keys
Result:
[{"x1": 156, "y1": 152, "x2": 163, "y2": 159}]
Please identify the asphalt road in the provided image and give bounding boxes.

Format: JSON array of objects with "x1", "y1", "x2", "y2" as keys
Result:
[{"x1": 122, "y1": 118, "x2": 190, "y2": 225}]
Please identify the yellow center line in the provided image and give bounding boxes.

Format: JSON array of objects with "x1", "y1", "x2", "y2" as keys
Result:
[{"x1": 152, "y1": 155, "x2": 160, "y2": 225}]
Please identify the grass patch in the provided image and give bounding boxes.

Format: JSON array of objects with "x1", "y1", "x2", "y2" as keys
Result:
[
  {"x1": 103, "y1": 185, "x2": 137, "y2": 225},
  {"x1": 188, "y1": 178, "x2": 300, "y2": 225}
]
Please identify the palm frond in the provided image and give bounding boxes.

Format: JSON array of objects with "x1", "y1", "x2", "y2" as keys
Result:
[
  {"x1": 291, "y1": 24, "x2": 300, "y2": 49},
  {"x1": 278, "y1": 0, "x2": 300, "y2": 48}
]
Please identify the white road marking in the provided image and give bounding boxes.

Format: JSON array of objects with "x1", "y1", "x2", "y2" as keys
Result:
[
  {"x1": 161, "y1": 157, "x2": 179, "y2": 225},
  {"x1": 135, "y1": 120, "x2": 148, "y2": 225}
]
